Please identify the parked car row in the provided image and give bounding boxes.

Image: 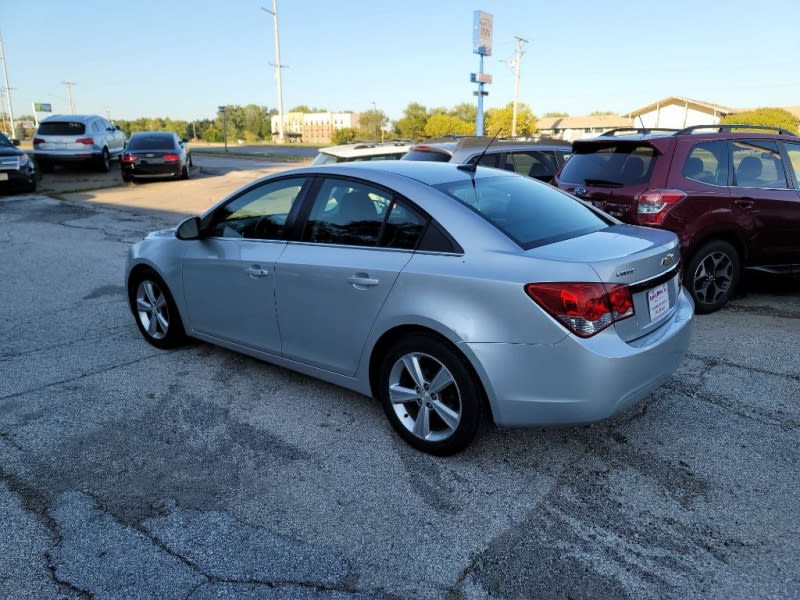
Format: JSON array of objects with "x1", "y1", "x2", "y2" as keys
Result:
[{"x1": 313, "y1": 125, "x2": 800, "y2": 313}]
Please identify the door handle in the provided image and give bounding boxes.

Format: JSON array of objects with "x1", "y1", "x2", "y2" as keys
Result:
[
  {"x1": 246, "y1": 265, "x2": 269, "y2": 278},
  {"x1": 347, "y1": 274, "x2": 380, "y2": 288}
]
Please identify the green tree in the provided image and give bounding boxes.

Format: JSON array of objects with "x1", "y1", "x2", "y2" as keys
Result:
[
  {"x1": 357, "y1": 108, "x2": 388, "y2": 140},
  {"x1": 423, "y1": 114, "x2": 474, "y2": 137},
  {"x1": 332, "y1": 128, "x2": 357, "y2": 144},
  {"x1": 485, "y1": 102, "x2": 537, "y2": 137},
  {"x1": 721, "y1": 107, "x2": 799, "y2": 133},
  {"x1": 589, "y1": 110, "x2": 616, "y2": 116},
  {"x1": 395, "y1": 102, "x2": 428, "y2": 140},
  {"x1": 543, "y1": 111, "x2": 569, "y2": 118},
  {"x1": 449, "y1": 102, "x2": 477, "y2": 124}
]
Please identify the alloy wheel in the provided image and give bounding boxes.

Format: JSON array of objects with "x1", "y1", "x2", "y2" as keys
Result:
[
  {"x1": 135, "y1": 279, "x2": 170, "y2": 340},
  {"x1": 387, "y1": 352, "x2": 462, "y2": 442},
  {"x1": 692, "y1": 250, "x2": 734, "y2": 305}
]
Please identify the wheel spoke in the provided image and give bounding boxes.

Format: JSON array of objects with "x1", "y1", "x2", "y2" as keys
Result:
[
  {"x1": 413, "y1": 405, "x2": 431, "y2": 439},
  {"x1": 389, "y1": 384, "x2": 420, "y2": 405},
  {"x1": 143, "y1": 281, "x2": 157, "y2": 304},
  {"x1": 155, "y1": 310, "x2": 169, "y2": 333},
  {"x1": 146, "y1": 313, "x2": 159, "y2": 336},
  {"x1": 428, "y1": 367, "x2": 454, "y2": 395},
  {"x1": 401, "y1": 354, "x2": 427, "y2": 389},
  {"x1": 136, "y1": 297, "x2": 152, "y2": 311},
  {"x1": 430, "y1": 400, "x2": 460, "y2": 431},
  {"x1": 153, "y1": 294, "x2": 167, "y2": 310}
]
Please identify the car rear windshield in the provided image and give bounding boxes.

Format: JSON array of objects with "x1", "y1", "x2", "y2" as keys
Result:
[
  {"x1": 403, "y1": 149, "x2": 451, "y2": 162},
  {"x1": 435, "y1": 175, "x2": 610, "y2": 249},
  {"x1": 558, "y1": 142, "x2": 658, "y2": 187},
  {"x1": 37, "y1": 121, "x2": 86, "y2": 135},
  {"x1": 127, "y1": 136, "x2": 174, "y2": 151}
]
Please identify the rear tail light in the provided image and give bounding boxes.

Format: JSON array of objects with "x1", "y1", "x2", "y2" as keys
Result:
[
  {"x1": 33, "y1": 137, "x2": 45, "y2": 145},
  {"x1": 120, "y1": 154, "x2": 138, "y2": 164},
  {"x1": 636, "y1": 189, "x2": 686, "y2": 225},
  {"x1": 525, "y1": 282, "x2": 634, "y2": 338},
  {"x1": 75, "y1": 137, "x2": 94, "y2": 145},
  {"x1": 163, "y1": 154, "x2": 180, "y2": 162}
]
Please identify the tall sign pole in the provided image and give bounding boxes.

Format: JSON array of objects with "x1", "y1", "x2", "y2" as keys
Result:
[
  {"x1": 510, "y1": 35, "x2": 528, "y2": 138},
  {"x1": 0, "y1": 32, "x2": 16, "y2": 138},
  {"x1": 471, "y1": 11, "x2": 493, "y2": 136},
  {"x1": 262, "y1": 1, "x2": 285, "y2": 143}
]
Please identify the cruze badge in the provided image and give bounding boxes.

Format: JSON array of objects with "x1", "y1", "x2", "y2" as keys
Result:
[
  {"x1": 661, "y1": 253, "x2": 675, "y2": 267},
  {"x1": 616, "y1": 268, "x2": 635, "y2": 277},
  {"x1": 574, "y1": 185, "x2": 587, "y2": 197}
]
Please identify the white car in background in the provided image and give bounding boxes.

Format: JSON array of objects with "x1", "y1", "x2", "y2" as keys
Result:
[
  {"x1": 311, "y1": 141, "x2": 414, "y2": 165},
  {"x1": 33, "y1": 114, "x2": 127, "y2": 173}
]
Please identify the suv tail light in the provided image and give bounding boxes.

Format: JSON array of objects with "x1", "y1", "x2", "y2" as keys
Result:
[
  {"x1": 33, "y1": 137, "x2": 45, "y2": 145},
  {"x1": 120, "y1": 154, "x2": 138, "y2": 164},
  {"x1": 525, "y1": 282, "x2": 634, "y2": 338},
  {"x1": 163, "y1": 154, "x2": 180, "y2": 162},
  {"x1": 636, "y1": 189, "x2": 686, "y2": 225},
  {"x1": 75, "y1": 137, "x2": 94, "y2": 145}
]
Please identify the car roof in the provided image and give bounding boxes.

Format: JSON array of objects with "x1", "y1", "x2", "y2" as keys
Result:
[
  {"x1": 410, "y1": 136, "x2": 571, "y2": 154},
  {"x1": 129, "y1": 131, "x2": 174, "y2": 138},
  {"x1": 317, "y1": 141, "x2": 414, "y2": 158},
  {"x1": 40, "y1": 114, "x2": 103, "y2": 123},
  {"x1": 583, "y1": 124, "x2": 799, "y2": 143},
  {"x1": 292, "y1": 158, "x2": 517, "y2": 186}
]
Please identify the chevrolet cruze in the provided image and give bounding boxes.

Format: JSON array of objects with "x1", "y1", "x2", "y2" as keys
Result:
[{"x1": 126, "y1": 161, "x2": 693, "y2": 454}]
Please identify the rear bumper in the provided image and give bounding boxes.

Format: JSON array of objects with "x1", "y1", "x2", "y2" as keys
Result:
[
  {"x1": 122, "y1": 163, "x2": 182, "y2": 178},
  {"x1": 466, "y1": 287, "x2": 694, "y2": 427},
  {"x1": 34, "y1": 152, "x2": 99, "y2": 163}
]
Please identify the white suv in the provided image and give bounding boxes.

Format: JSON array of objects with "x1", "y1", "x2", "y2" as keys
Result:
[
  {"x1": 311, "y1": 141, "x2": 414, "y2": 165},
  {"x1": 33, "y1": 114, "x2": 127, "y2": 173}
]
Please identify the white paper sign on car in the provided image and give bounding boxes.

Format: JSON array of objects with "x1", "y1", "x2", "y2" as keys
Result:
[{"x1": 648, "y1": 283, "x2": 670, "y2": 322}]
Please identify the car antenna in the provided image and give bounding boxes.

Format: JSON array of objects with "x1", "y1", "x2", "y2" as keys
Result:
[{"x1": 457, "y1": 129, "x2": 502, "y2": 175}]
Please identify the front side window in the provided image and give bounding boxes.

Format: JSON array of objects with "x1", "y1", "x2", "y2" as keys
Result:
[
  {"x1": 207, "y1": 177, "x2": 307, "y2": 240},
  {"x1": 304, "y1": 179, "x2": 426, "y2": 249},
  {"x1": 784, "y1": 142, "x2": 800, "y2": 185},
  {"x1": 731, "y1": 140, "x2": 788, "y2": 189},
  {"x1": 436, "y1": 175, "x2": 610, "y2": 249}
]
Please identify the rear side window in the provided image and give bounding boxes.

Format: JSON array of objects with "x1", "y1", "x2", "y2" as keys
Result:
[
  {"x1": 558, "y1": 143, "x2": 657, "y2": 186},
  {"x1": 732, "y1": 140, "x2": 789, "y2": 189},
  {"x1": 37, "y1": 121, "x2": 86, "y2": 135},
  {"x1": 127, "y1": 135, "x2": 175, "y2": 151},
  {"x1": 682, "y1": 141, "x2": 727, "y2": 185},
  {"x1": 436, "y1": 175, "x2": 609, "y2": 249}
]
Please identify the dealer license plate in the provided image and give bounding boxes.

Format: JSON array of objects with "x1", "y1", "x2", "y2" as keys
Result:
[
  {"x1": 648, "y1": 282, "x2": 670, "y2": 322},
  {"x1": 0, "y1": 172, "x2": 8, "y2": 181}
]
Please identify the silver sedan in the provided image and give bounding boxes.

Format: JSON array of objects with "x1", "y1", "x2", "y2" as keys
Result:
[{"x1": 126, "y1": 161, "x2": 694, "y2": 455}]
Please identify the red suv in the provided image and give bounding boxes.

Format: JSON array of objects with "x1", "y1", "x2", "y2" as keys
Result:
[{"x1": 553, "y1": 125, "x2": 800, "y2": 313}]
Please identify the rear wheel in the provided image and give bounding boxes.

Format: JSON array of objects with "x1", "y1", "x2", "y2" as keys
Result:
[
  {"x1": 377, "y1": 334, "x2": 483, "y2": 455},
  {"x1": 128, "y1": 269, "x2": 186, "y2": 349},
  {"x1": 97, "y1": 148, "x2": 111, "y2": 172},
  {"x1": 685, "y1": 240, "x2": 740, "y2": 314},
  {"x1": 181, "y1": 162, "x2": 190, "y2": 180}
]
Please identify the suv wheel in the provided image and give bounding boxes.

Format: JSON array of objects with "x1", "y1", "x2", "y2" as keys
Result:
[
  {"x1": 97, "y1": 148, "x2": 111, "y2": 173},
  {"x1": 685, "y1": 240, "x2": 740, "y2": 314}
]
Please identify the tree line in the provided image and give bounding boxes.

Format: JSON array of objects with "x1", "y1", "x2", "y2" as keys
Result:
[{"x1": 5, "y1": 104, "x2": 798, "y2": 143}]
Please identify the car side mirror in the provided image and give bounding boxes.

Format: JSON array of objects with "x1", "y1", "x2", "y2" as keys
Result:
[
  {"x1": 176, "y1": 216, "x2": 201, "y2": 240},
  {"x1": 11, "y1": 139, "x2": 20, "y2": 146},
  {"x1": 181, "y1": 138, "x2": 189, "y2": 144}
]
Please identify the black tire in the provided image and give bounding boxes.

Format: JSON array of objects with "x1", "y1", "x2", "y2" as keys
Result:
[
  {"x1": 684, "y1": 240, "x2": 740, "y2": 314},
  {"x1": 377, "y1": 334, "x2": 483, "y2": 455},
  {"x1": 121, "y1": 171, "x2": 132, "y2": 183},
  {"x1": 97, "y1": 148, "x2": 111, "y2": 172},
  {"x1": 181, "y1": 162, "x2": 190, "y2": 180},
  {"x1": 22, "y1": 178, "x2": 37, "y2": 193},
  {"x1": 128, "y1": 269, "x2": 187, "y2": 349}
]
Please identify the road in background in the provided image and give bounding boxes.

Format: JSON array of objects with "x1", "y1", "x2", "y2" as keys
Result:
[{"x1": 0, "y1": 171, "x2": 798, "y2": 599}]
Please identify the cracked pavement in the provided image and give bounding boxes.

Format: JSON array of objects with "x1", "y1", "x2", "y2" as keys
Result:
[{"x1": 1, "y1": 162, "x2": 798, "y2": 599}]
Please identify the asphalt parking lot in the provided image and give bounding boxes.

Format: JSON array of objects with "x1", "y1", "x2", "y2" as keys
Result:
[{"x1": 1, "y1": 158, "x2": 798, "y2": 599}]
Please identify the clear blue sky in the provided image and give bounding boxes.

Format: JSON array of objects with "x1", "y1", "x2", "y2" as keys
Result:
[{"x1": 2, "y1": 0, "x2": 798, "y2": 124}]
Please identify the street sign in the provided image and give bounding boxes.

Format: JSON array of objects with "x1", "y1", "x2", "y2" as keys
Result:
[
  {"x1": 34, "y1": 103, "x2": 52, "y2": 112},
  {"x1": 472, "y1": 11, "x2": 493, "y2": 56},
  {"x1": 470, "y1": 73, "x2": 493, "y2": 84},
  {"x1": 218, "y1": 106, "x2": 227, "y2": 113}
]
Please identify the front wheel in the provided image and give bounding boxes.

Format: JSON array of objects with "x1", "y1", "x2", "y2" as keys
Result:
[
  {"x1": 377, "y1": 334, "x2": 483, "y2": 455},
  {"x1": 128, "y1": 270, "x2": 187, "y2": 349},
  {"x1": 685, "y1": 240, "x2": 740, "y2": 314}
]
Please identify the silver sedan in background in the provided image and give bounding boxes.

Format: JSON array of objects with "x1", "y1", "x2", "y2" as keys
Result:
[{"x1": 126, "y1": 161, "x2": 694, "y2": 454}]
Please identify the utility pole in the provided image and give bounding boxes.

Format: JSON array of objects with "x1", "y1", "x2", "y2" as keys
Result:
[
  {"x1": 262, "y1": 2, "x2": 285, "y2": 143},
  {"x1": 510, "y1": 35, "x2": 528, "y2": 138},
  {"x1": 0, "y1": 32, "x2": 17, "y2": 138},
  {"x1": 62, "y1": 81, "x2": 76, "y2": 114}
]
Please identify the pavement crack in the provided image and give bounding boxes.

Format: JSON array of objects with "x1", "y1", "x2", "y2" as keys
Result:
[
  {"x1": 0, "y1": 353, "x2": 164, "y2": 402},
  {"x1": 686, "y1": 352, "x2": 800, "y2": 383}
]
